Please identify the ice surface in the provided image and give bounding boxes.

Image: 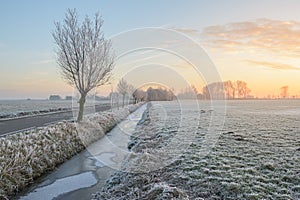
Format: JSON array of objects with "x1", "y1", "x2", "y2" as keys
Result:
[{"x1": 20, "y1": 172, "x2": 97, "y2": 200}]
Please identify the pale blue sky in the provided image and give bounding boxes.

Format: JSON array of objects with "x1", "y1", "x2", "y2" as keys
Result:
[{"x1": 1, "y1": 0, "x2": 300, "y2": 99}]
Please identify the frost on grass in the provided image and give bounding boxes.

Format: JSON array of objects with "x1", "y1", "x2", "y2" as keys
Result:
[
  {"x1": 94, "y1": 101, "x2": 300, "y2": 200},
  {"x1": 0, "y1": 103, "x2": 142, "y2": 199}
]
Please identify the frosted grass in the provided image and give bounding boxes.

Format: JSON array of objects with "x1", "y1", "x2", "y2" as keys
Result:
[
  {"x1": 0, "y1": 103, "x2": 143, "y2": 199},
  {"x1": 95, "y1": 100, "x2": 300, "y2": 199}
]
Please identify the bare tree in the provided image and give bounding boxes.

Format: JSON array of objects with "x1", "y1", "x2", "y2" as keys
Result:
[
  {"x1": 52, "y1": 9, "x2": 114, "y2": 121},
  {"x1": 236, "y1": 80, "x2": 251, "y2": 98},
  {"x1": 117, "y1": 78, "x2": 129, "y2": 107},
  {"x1": 224, "y1": 80, "x2": 235, "y2": 99},
  {"x1": 280, "y1": 86, "x2": 289, "y2": 98},
  {"x1": 202, "y1": 82, "x2": 225, "y2": 100},
  {"x1": 177, "y1": 86, "x2": 197, "y2": 99},
  {"x1": 202, "y1": 85, "x2": 210, "y2": 100},
  {"x1": 236, "y1": 80, "x2": 244, "y2": 98},
  {"x1": 133, "y1": 89, "x2": 147, "y2": 103},
  {"x1": 191, "y1": 85, "x2": 198, "y2": 95},
  {"x1": 146, "y1": 87, "x2": 174, "y2": 101},
  {"x1": 127, "y1": 84, "x2": 136, "y2": 104}
]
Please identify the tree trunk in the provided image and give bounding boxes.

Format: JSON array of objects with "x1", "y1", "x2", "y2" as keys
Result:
[
  {"x1": 122, "y1": 94, "x2": 125, "y2": 107},
  {"x1": 77, "y1": 93, "x2": 86, "y2": 122}
]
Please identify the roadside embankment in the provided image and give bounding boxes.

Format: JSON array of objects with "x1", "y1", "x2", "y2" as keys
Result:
[{"x1": 0, "y1": 103, "x2": 143, "y2": 199}]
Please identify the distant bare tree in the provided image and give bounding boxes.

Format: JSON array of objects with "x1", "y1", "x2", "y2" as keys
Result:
[
  {"x1": 146, "y1": 87, "x2": 174, "y2": 101},
  {"x1": 236, "y1": 80, "x2": 251, "y2": 98},
  {"x1": 236, "y1": 80, "x2": 244, "y2": 98},
  {"x1": 224, "y1": 80, "x2": 236, "y2": 99},
  {"x1": 191, "y1": 85, "x2": 198, "y2": 95},
  {"x1": 280, "y1": 86, "x2": 289, "y2": 98},
  {"x1": 202, "y1": 82, "x2": 225, "y2": 100},
  {"x1": 127, "y1": 84, "x2": 136, "y2": 103},
  {"x1": 133, "y1": 89, "x2": 147, "y2": 103},
  {"x1": 52, "y1": 9, "x2": 114, "y2": 121},
  {"x1": 202, "y1": 85, "x2": 210, "y2": 100},
  {"x1": 109, "y1": 85, "x2": 120, "y2": 110},
  {"x1": 117, "y1": 78, "x2": 129, "y2": 107},
  {"x1": 177, "y1": 86, "x2": 197, "y2": 99}
]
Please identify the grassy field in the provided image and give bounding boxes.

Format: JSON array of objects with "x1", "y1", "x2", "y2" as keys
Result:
[{"x1": 94, "y1": 101, "x2": 300, "y2": 199}]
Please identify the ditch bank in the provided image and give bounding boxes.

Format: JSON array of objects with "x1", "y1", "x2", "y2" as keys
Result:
[
  {"x1": 16, "y1": 103, "x2": 148, "y2": 200},
  {"x1": 0, "y1": 103, "x2": 143, "y2": 199}
]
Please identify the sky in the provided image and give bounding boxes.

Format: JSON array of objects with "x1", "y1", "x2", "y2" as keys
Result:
[{"x1": 1, "y1": 0, "x2": 300, "y2": 99}]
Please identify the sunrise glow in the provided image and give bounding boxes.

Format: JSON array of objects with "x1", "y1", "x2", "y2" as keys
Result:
[{"x1": 1, "y1": 1, "x2": 300, "y2": 99}]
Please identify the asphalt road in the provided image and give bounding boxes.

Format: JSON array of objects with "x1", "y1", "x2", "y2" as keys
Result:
[{"x1": 0, "y1": 104, "x2": 111, "y2": 136}]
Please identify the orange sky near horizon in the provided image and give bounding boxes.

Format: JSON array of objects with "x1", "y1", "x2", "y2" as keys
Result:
[
  {"x1": 189, "y1": 19, "x2": 300, "y2": 98},
  {"x1": 104, "y1": 19, "x2": 300, "y2": 99}
]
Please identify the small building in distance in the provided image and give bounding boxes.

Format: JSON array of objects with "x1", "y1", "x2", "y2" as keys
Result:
[
  {"x1": 65, "y1": 96, "x2": 72, "y2": 100},
  {"x1": 49, "y1": 95, "x2": 62, "y2": 100}
]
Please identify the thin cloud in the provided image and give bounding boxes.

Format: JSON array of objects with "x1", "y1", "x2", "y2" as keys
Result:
[
  {"x1": 117, "y1": 50, "x2": 168, "y2": 67},
  {"x1": 31, "y1": 59, "x2": 55, "y2": 65},
  {"x1": 201, "y1": 18, "x2": 300, "y2": 57},
  {"x1": 172, "y1": 28, "x2": 200, "y2": 34},
  {"x1": 244, "y1": 60, "x2": 300, "y2": 70}
]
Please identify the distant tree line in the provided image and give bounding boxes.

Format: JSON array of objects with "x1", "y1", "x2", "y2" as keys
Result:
[
  {"x1": 112, "y1": 79, "x2": 176, "y2": 105},
  {"x1": 177, "y1": 80, "x2": 252, "y2": 100},
  {"x1": 146, "y1": 87, "x2": 175, "y2": 101},
  {"x1": 202, "y1": 80, "x2": 251, "y2": 99},
  {"x1": 177, "y1": 85, "x2": 200, "y2": 99}
]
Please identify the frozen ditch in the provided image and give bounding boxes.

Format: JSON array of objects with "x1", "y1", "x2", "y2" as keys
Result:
[{"x1": 15, "y1": 103, "x2": 147, "y2": 200}]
